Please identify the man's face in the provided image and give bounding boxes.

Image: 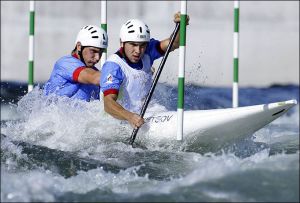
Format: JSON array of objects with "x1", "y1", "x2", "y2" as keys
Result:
[
  {"x1": 81, "y1": 46, "x2": 103, "y2": 67},
  {"x1": 123, "y1": 42, "x2": 147, "y2": 63}
]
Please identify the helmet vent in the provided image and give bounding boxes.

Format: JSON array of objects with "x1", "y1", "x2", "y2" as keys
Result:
[
  {"x1": 76, "y1": 25, "x2": 108, "y2": 48},
  {"x1": 120, "y1": 19, "x2": 150, "y2": 42}
]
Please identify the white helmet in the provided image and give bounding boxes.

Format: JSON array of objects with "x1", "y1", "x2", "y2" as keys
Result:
[
  {"x1": 120, "y1": 19, "x2": 150, "y2": 42},
  {"x1": 75, "y1": 25, "x2": 108, "y2": 49}
]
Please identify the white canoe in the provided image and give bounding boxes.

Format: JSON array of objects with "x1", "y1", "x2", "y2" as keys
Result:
[{"x1": 137, "y1": 99, "x2": 297, "y2": 148}]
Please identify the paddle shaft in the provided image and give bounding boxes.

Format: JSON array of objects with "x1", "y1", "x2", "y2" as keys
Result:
[{"x1": 129, "y1": 23, "x2": 180, "y2": 145}]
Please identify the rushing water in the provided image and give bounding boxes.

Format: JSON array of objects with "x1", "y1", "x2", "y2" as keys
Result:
[{"x1": 1, "y1": 82, "x2": 299, "y2": 202}]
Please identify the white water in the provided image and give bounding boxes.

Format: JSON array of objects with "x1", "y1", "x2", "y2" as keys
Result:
[
  {"x1": 1, "y1": 87, "x2": 299, "y2": 202},
  {"x1": 1, "y1": 141, "x2": 298, "y2": 202},
  {"x1": 1, "y1": 87, "x2": 167, "y2": 151}
]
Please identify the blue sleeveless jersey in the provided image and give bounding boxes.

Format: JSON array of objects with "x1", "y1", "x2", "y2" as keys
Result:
[
  {"x1": 100, "y1": 38, "x2": 164, "y2": 112},
  {"x1": 43, "y1": 54, "x2": 100, "y2": 101}
]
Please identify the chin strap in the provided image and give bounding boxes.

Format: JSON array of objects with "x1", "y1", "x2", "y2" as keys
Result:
[{"x1": 78, "y1": 46, "x2": 87, "y2": 66}]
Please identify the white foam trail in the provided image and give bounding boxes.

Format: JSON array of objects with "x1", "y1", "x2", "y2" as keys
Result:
[{"x1": 1, "y1": 87, "x2": 169, "y2": 152}]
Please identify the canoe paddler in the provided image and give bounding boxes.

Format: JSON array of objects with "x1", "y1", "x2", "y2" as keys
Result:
[
  {"x1": 44, "y1": 25, "x2": 108, "y2": 101},
  {"x1": 100, "y1": 12, "x2": 190, "y2": 129}
]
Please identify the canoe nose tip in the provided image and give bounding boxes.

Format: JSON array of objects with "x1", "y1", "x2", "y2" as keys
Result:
[{"x1": 287, "y1": 99, "x2": 298, "y2": 105}]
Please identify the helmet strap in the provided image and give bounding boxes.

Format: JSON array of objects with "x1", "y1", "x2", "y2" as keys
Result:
[
  {"x1": 78, "y1": 46, "x2": 87, "y2": 66},
  {"x1": 120, "y1": 46, "x2": 132, "y2": 64}
]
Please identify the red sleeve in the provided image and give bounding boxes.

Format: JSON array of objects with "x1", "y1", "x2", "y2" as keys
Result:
[
  {"x1": 103, "y1": 89, "x2": 119, "y2": 96},
  {"x1": 72, "y1": 66, "x2": 85, "y2": 82}
]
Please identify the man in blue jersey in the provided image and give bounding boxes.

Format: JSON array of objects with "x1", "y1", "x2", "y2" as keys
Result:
[
  {"x1": 44, "y1": 25, "x2": 108, "y2": 101},
  {"x1": 100, "y1": 12, "x2": 189, "y2": 129}
]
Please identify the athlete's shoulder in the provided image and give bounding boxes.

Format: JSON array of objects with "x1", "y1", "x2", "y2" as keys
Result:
[
  {"x1": 100, "y1": 59, "x2": 124, "y2": 90},
  {"x1": 103, "y1": 59, "x2": 120, "y2": 69},
  {"x1": 56, "y1": 55, "x2": 82, "y2": 65},
  {"x1": 146, "y1": 38, "x2": 162, "y2": 53},
  {"x1": 56, "y1": 55, "x2": 73, "y2": 62},
  {"x1": 102, "y1": 55, "x2": 124, "y2": 78},
  {"x1": 56, "y1": 55, "x2": 85, "y2": 66},
  {"x1": 106, "y1": 53, "x2": 123, "y2": 62},
  {"x1": 149, "y1": 38, "x2": 159, "y2": 44},
  {"x1": 148, "y1": 38, "x2": 160, "y2": 47},
  {"x1": 103, "y1": 53, "x2": 125, "y2": 69}
]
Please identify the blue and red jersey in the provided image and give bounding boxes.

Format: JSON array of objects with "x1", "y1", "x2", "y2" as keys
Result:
[
  {"x1": 43, "y1": 53, "x2": 100, "y2": 101},
  {"x1": 100, "y1": 38, "x2": 164, "y2": 112}
]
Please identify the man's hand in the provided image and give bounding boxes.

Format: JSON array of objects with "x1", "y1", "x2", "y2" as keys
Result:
[
  {"x1": 173, "y1": 11, "x2": 190, "y2": 25},
  {"x1": 160, "y1": 12, "x2": 190, "y2": 52},
  {"x1": 127, "y1": 112, "x2": 145, "y2": 129},
  {"x1": 103, "y1": 94, "x2": 145, "y2": 129}
]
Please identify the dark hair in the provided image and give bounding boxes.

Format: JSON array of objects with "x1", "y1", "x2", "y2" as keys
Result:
[{"x1": 71, "y1": 46, "x2": 77, "y2": 55}]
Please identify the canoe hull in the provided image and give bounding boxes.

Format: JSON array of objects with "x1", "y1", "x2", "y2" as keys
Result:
[{"x1": 137, "y1": 100, "x2": 297, "y2": 148}]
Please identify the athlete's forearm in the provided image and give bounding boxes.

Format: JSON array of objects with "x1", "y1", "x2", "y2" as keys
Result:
[
  {"x1": 159, "y1": 35, "x2": 179, "y2": 53},
  {"x1": 104, "y1": 95, "x2": 131, "y2": 120},
  {"x1": 103, "y1": 95, "x2": 145, "y2": 128},
  {"x1": 78, "y1": 68, "x2": 100, "y2": 85}
]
